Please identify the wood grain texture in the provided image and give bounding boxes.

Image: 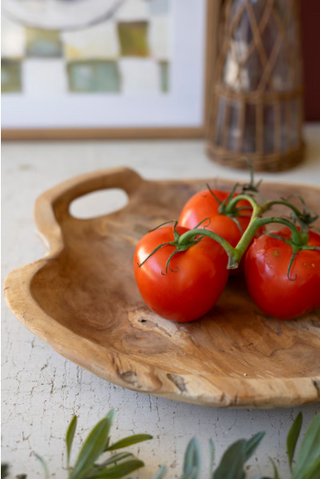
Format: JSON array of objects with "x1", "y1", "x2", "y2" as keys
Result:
[{"x1": 4, "y1": 168, "x2": 320, "y2": 408}]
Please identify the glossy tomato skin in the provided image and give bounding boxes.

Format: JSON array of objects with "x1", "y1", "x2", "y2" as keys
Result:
[
  {"x1": 178, "y1": 189, "x2": 265, "y2": 274},
  {"x1": 245, "y1": 228, "x2": 320, "y2": 320},
  {"x1": 178, "y1": 190, "x2": 252, "y2": 247},
  {"x1": 134, "y1": 225, "x2": 229, "y2": 322}
]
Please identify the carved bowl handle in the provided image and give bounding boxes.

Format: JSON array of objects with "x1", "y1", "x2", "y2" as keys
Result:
[{"x1": 34, "y1": 167, "x2": 144, "y2": 253}]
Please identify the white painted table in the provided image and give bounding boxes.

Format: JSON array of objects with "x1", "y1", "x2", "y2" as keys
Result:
[{"x1": 2, "y1": 125, "x2": 320, "y2": 479}]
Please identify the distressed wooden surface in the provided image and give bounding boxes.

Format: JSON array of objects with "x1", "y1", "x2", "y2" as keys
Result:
[
  {"x1": 4, "y1": 168, "x2": 320, "y2": 409},
  {"x1": 2, "y1": 129, "x2": 320, "y2": 478}
]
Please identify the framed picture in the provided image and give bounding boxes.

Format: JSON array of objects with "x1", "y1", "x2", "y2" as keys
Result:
[{"x1": 1, "y1": 0, "x2": 219, "y2": 140}]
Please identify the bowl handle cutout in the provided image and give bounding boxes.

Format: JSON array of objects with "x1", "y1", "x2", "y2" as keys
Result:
[
  {"x1": 69, "y1": 188, "x2": 129, "y2": 220},
  {"x1": 34, "y1": 168, "x2": 144, "y2": 250}
]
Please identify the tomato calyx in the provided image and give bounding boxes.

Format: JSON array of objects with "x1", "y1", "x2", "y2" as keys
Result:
[
  {"x1": 205, "y1": 182, "x2": 252, "y2": 235},
  {"x1": 137, "y1": 219, "x2": 209, "y2": 275},
  {"x1": 282, "y1": 194, "x2": 320, "y2": 230},
  {"x1": 239, "y1": 158, "x2": 263, "y2": 198},
  {"x1": 263, "y1": 231, "x2": 320, "y2": 281}
]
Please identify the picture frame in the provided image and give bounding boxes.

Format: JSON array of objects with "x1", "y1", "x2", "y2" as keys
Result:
[{"x1": 2, "y1": 0, "x2": 220, "y2": 140}]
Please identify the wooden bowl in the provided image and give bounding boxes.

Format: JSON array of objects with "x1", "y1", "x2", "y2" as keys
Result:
[{"x1": 4, "y1": 168, "x2": 320, "y2": 408}]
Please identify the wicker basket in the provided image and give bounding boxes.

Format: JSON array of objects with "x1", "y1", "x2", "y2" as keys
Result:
[{"x1": 207, "y1": 0, "x2": 304, "y2": 172}]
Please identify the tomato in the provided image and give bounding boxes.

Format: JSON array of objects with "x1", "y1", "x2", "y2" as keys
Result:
[
  {"x1": 134, "y1": 225, "x2": 229, "y2": 322},
  {"x1": 178, "y1": 189, "x2": 265, "y2": 273},
  {"x1": 179, "y1": 190, "x2": 245, "y2": 245},
  {"x1": 245, "y1": 228, "x2": 320, "y2": 319}
]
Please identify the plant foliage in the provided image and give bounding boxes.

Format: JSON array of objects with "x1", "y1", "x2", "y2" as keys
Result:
[{"x1": 2, "y1": 411, "x2": 319, "y2": 479}]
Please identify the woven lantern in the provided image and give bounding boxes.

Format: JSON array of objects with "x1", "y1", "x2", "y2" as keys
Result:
[{"x1": 207, "y1": 0, "x2": 304, "y2": 172}]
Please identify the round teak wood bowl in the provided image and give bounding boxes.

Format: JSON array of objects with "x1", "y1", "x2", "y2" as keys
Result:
[{"x1": 4, "y1": 168, "x2": 320, "y2": 408}]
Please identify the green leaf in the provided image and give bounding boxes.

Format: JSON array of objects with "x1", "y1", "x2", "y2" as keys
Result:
[
  {"x1": 213, "y1": 439, "x2": 246, "y2": 479},
  {"x1": 209, "y1": 439, "x2": 215, "y2": 471},
  {"x1": 300, "y1": 455, "x2": 320, "y2": 479},
  {"x1": 293, "y1": 413, "x2": 320, "y2": 479},
  {"x1": 270, "y1": 458, "x2": 279, "y2": 479},
  {"x1": 91, "y1": 452, "x2": 134, "y2": 472},
  {"x1": 70, "y1": 410, "x2": 115, "y2": 479},
  {"x1": 182, "y1": 467, "x2": 199, "y2": 479},
  {"x1": 86, "y1": 457, "x2": 134, "y2": 478},
  {"x1": 66, "y1": 415, "x2": 78, "y2": 468},
  {"x1": 106, "y1": 434, "x2": 153, "y2": 451},
  {"x1": 151, "y1": 465, "x2": 167, "y2": 479},
  {"x1": 1, "y1": 464, "x2": 9, "y2": 478},
  {"x1": 103, "y1": 437, "x2": 111, "y2": 452},
  {"x1": 83, "y1": 459, "x2": 144, "y2": 479},
  {"x1": 287, "y1": 412, "x2": 303, "y2": 471},
  {"x1": 244, "y1": 432, "x2": 265, "y2": 461},
  {"x1": 182, "y1": 438, "x2": 201, "y2": 479},
  {"x1": 34, "y1": 453, "x2": 49, "y2": 479}
]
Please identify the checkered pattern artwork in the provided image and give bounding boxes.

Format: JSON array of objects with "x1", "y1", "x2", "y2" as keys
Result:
[{"x1": 1, "y1": 0, "x2": 171, "y2": 95}]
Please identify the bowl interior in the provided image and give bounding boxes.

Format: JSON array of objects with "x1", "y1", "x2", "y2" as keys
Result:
[{"x1": 31, "y1": 179, "x2": 320, "y2": 380}]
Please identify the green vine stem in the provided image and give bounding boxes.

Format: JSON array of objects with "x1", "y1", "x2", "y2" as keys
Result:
[
  {"x1": 178, "y1": 228, "x2": 239, "y2": 264},
  {"x1": 138, "y1": 190, "x2": 319, "y2": 276},
  {"x1": 225, "y1": 194, "x2": 313, "y2": 227},
  {"x1": 232, "y1": 216, "x2": 307, "y2": 267},
  {"x1": 224, "y1": 194, "x2": 261, "y2": 215},
  {"x1": 178, "y1": 193, "x2": 310, "y2": 270},
  {"x1": 262, "y1": 199, "x2": 303, "y2": 217},
  {"x1": 178, "y1": 216, "x2": 307, "y2": 270}
]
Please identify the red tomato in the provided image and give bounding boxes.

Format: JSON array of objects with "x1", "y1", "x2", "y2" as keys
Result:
[
  {"x1": 179, "y1": 189, "x2": 261, "y2": 247},
  {"x1": 134, "y1": 225, "x2": 229, "y2": 322},
  {"x1": 245, "y1": 228, "x2": 320, "y2": 319},
  {"x1": 178, "y1": 189, "x2": 265, "y2": 273}
]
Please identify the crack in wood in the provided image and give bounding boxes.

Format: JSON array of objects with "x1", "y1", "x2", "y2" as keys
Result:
[
  {"x1": 167, "y1": 373, "x2": 187, "y2": 393},
  {"x1": 312, "y1": 379, "x2": 320, "y2": 397},
  {"x1": 120, "y1": 371, "x2": 138, "y2": 383}
]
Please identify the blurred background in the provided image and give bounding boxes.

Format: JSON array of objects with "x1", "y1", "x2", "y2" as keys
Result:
[
  {"x1": 2, "y1": 0, "x2": 207, "y2": 136},
  {"x1": 2, "y1": 0, "x2": 320, "y2": 173},
  {"x1": 2, "y1": 0, "x2": 171, "y2": 96}
]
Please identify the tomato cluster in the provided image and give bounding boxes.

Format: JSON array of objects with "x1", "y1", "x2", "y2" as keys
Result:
[{"x1": 134, "y1": 184, "x2": 320, "y2": 323}]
